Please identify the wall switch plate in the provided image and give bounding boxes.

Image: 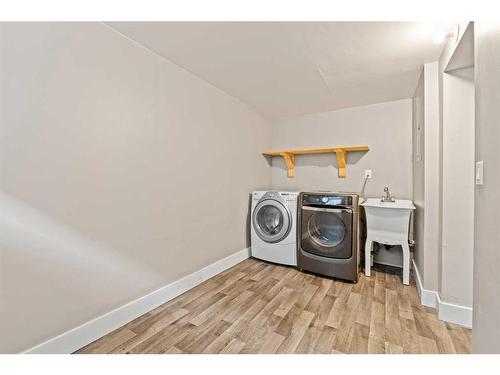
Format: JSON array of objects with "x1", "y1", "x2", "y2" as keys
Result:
[
  {"x1": 365, "y1": 169, "x2": 372, "y2": 179},
  {"x1": 476, "y1": 161, "x2": 484, "y2": 185}
]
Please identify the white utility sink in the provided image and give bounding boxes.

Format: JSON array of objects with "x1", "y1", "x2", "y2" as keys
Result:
[
  {"x1": 361, "y1": 198, "x2": 415, "y2": 285},
  {"x1": 362, "y1": 198, "x2": 416, "y2": 210}
]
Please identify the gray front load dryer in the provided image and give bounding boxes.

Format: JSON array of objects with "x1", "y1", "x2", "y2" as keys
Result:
[{"x1": 297, "y1": 192, "x2": 360, "y2": 282}]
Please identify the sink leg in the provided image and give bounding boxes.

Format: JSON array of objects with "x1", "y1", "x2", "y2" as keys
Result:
[
  {"x1": 402, "y1": 242, "x2": 410, "y2": 285},
  {"x1": 365, "y1": 238, "x2": 373, "y2": 277}
]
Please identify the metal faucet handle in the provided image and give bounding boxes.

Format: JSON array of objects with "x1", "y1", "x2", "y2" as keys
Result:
[{"x1": 381, "y1": 187, "x2": 395, "y2": 202}]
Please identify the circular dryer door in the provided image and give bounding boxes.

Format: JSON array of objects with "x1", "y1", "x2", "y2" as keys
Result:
[
  {"x1": 300, "y1": 207, "x2": 353, "y2": 259},
  {"x1": 252, "y1": 199, "x2": 291, "y2": 243}
]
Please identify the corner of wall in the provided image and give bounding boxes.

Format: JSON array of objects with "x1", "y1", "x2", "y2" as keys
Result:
[{"x1": 412, "y1": 259, "x2": 472, "y2": 328}]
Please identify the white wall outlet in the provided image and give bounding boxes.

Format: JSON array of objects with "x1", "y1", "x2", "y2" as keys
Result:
[
  {"x1": 476, "y1": 161, "x2": 484, "y2": 185},
  {"x1": 365, "y1": 169, "x2": 372, "y2": 179}
]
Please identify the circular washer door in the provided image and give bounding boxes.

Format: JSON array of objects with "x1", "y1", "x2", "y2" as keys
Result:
[{"x1": 252, "y1": 199, "x2": 291, "y2": 243}]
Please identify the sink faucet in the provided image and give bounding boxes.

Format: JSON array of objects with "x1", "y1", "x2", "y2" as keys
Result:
[{"x1": 381, "y1": 187, "x2": 395, "y2": 202}]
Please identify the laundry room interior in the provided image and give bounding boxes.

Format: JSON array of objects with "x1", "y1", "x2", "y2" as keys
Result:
[{"x1": 1, "y1": 14, "x2": 500, "y2": 361}]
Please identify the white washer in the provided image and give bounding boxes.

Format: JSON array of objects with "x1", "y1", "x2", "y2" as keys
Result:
[{"x1": 250, "y1": 191, "x2": 299, "y2": 266}]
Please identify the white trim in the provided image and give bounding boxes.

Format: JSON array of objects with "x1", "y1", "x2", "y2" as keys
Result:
[
  {"x1": 411, "y1": 258, "x2": 438, "y2": 308},
  {"x1": 411, "y1": 259, "x2": 472, "y2": 328},
  {"x1": 24, "y1": 247, "x2": 251, "y2": 354},
  {"x1": 436, "y1": 294, "x2": 473, "y2": 328}
]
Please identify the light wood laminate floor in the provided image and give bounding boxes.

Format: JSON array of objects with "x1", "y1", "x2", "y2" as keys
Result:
[{"x1": 76, "y1": 258, "x2": 471, "y2": 354}]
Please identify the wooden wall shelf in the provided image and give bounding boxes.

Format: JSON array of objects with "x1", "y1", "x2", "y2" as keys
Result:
[{"x1": 262, "y1": 145, "x2": 369, "y2": 178}]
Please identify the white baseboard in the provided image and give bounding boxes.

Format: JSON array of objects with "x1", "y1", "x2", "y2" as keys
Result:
[
  {"x1": 24, "y1": 247, "x2": 251, "y2": 354},
  {"x1": 411, "y1": 259, "x2": 472, "y2": 328},
  {"x1": 411, "y1": 259, "x2": 439, "y2": 308},
  {"x1": 435, "y1": 294, "x2": 473, "y2": 328}
]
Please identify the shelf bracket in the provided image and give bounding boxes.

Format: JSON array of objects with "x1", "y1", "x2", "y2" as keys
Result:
[
  {"x1": 335, "y1": 149, "x2": 346, "y2": 178},
  {"x1": 281, "y1": 152, "x2": 295, "y2": 178}
]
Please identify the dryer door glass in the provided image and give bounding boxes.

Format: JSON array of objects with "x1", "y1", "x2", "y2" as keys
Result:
[
  {"x1": 253, "y1": 200, "x2": 291, "y2": 243},
  {"x1": 300, "y1": 207, "x2": 352, "y2": 259},
  {"x1": 308, "y1": 212, "x2": 345, "y2": 247}
]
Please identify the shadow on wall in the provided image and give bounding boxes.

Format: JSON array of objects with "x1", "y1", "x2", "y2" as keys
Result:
[{"x1": 0, "y1": 190, "x2": 164, "y2": 352}]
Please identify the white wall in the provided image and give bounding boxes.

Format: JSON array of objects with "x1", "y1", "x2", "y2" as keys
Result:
[
  {"x1": 473, "y1": 22, "x2": 500, "y2": 353},
  {"x1": 411, "y1": 24, "x2": 475, "y2": 327},
  {"x1": 436, "y1": 23, "x2": 475, "y2": 312},
  {"x1": 0, "y1": 22, "x2": 272, "y2": 353},
  {"x1": 412, "y1": 69, "x2": 425, "y2": 279},
  {"x1": 411, "y1": 61, "x2": 440, "y2": 292},
  {"x1": 271, "y1": 99, "x2": 413, "y2": 267},
  {"x1": 422, "y1": 62, "x2": 441, "y2": 292},
  {"x1": 441, "y1": 67, "x2": 474, "y2": 307},
  {"x1": 436, "y1": 22, "x2": 473, "y2": 300}
]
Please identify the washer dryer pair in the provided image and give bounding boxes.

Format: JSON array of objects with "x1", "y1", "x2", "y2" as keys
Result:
[
  {"x1": 250, "y1": 191, "x2": 298, "y2": 266},
  {"x1": 250, "y1": 190, "x2": 360, "y2": 282}
]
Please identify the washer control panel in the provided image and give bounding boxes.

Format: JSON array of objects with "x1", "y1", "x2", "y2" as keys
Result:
[
  {"x1": 252, "y1": 191, "x2": 299, "y2": 204},
  {"x1": 281, "y1": 192, "x2": 299, "y2": 204}
]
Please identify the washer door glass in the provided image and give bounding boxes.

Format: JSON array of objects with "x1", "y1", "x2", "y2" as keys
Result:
[{"x1": 253, "y1": 200, "x2": 291, "y2": 243}]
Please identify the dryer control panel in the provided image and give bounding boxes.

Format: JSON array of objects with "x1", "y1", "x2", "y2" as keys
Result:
[{"x1": 302, "y1": 193, "x2": 353, "y2": 207}]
